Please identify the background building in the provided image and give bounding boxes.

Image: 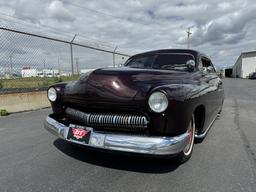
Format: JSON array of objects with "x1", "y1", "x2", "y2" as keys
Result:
[
  {"x1": 21, "y1": 66, "x2": 60, "y2": 78},
  {"x1": 224, "y1": 68, "x2": 233, "y2": 77},
  {"x1": 233, "y1": 51, "x2": 256, "y2": 78}
]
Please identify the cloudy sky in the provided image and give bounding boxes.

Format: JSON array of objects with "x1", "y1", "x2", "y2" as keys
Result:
[{"x1": 0, "y1": 0, "x2": 256, "y2": 71}]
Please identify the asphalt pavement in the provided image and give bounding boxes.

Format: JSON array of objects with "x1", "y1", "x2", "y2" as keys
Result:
[{"x1": 0, "y1": 78, "x2": 255, "y2": 192}]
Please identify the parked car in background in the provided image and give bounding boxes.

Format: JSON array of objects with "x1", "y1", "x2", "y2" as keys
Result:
[
  {"x1": 249, "y1": 72, "x2": 256, "y2": 79},
  {"x1": 44, "y1": 49, "x2": 224, "y2": 163}
]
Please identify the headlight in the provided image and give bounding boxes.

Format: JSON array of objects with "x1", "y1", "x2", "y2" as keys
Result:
[
  {"x1": 48, "y1": 87, "x2": 57, "y2": 102},
  {"x1": 148, "y1": 91, "x2": 168, "y2": 113}
]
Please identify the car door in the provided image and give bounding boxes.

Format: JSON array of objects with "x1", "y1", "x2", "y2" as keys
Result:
[
  {"x1": 206, "y1": 59, "x2": 224, "y2": 109},
  {"x1": 199, "y1": 56, "x2": 223, "y2": 130}
]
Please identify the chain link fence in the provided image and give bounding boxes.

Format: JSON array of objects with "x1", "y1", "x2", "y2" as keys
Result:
[{"x1": 0, "y1": 27, "x2": 130, "y2": 93}]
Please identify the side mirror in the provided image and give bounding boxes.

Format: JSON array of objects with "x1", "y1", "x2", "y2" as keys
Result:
[
  {"x1": 206, "y1": 66, "x2": 214, "y2": 73},
  {"x1": 202, "y1": 66, "x2": 214, "y2": 73},
  {"x1": 186, "y1": 60, "x2": 195, "y2": 72}
]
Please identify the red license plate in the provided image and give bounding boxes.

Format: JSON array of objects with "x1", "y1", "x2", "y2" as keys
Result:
[{"x1": 67, "y1": 124, "x2": 92, "y2": 144}]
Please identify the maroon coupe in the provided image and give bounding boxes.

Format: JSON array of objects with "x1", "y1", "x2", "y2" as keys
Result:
[{"x1": 44, "y1": 49, "x2": 224, "y2": 163}]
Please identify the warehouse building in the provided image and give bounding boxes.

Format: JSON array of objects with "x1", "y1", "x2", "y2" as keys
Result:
[{"x1": 233, "y1": 51, "x2": 256, "y2": 78}]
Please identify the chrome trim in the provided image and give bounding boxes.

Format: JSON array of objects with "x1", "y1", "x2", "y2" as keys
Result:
[
  {"x1": 195, "y1": 113, "x2": 218, "y2": 139},
  {"x1": 44, "y1": 115, "x2": 190, "y2": 155},
  {"x1": 65, "y1": 107, "x2": 149, "y2": 131}
]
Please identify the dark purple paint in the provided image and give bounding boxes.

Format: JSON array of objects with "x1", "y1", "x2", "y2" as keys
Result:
[{"x1": 50, "y1": 49, "x2": 224, "y2": 136}]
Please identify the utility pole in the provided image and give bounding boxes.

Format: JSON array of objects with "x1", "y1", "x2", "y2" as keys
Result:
[
  {"x1": 43, "y1": 58, "x2": 46, "y2": 69},
  {"x1": 58, "y1": 56, "x2": 60, "y2": 73},
  {"x1": 9, "y1": 54, "x2": 13, "y2": 75},
  {"x1": 113, "y1": 46, "x2": 118, "y2": 67},
  {"x1": 75, "y1": 58, "x2": 79, "y2": 74},
  {"x1": 186, "y1": 27, "x2": 192, "y2": 49},
  {"x1": 70, "y1": 34, "x2": 77, "y2": 75}
]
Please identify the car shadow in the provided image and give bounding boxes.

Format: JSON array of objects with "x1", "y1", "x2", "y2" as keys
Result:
[{"x1": 53, "y1": 139, "x2": 180, "y2": 174}]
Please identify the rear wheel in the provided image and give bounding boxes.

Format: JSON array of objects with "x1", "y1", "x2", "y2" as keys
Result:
[{"x1": 174, "y1": 115, "x2": 195, "y2": 164}]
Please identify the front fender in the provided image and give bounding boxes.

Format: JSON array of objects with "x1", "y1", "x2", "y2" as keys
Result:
[
  {"x1": 151, "y1": 84, "x2": 207, "y2": 101},
  {"x1": 49, "y1": 82, "x2": 70, "y2": 114},
  {"x1": 148, "y1": 84, "x2": 206, "y2": 136}
]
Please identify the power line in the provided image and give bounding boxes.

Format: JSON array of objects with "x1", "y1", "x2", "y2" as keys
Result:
[
  {"x1": 0, "y1": 12, "x2": 73, "y2": 37},
  {"x1": 0, "y1": 4, "x2": 166, "y2": 50},
  {"x1": 0, "y1": 11, "x2": 116, "y2": 49},
  {"x1": 75, "y1": 33, "x2": 115, "y2": 49},
  {"x1": 62, "y1": 1, "x2": 126, "y2": 21},
  {"x1": 0, "y1": 27, "x2": 130, "y2": 57},
  {"x1": 62, "y1": 1, "x2": 163, "y2": 27}
]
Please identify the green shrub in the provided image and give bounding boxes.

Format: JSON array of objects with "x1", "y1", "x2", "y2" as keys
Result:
[
  {"x1": 0, "y1": 109, "x2": 8, "y2": 116},
  {"x1": 0, "y1": 81, "x2": 3, "y2": 89},
  {"x1": 42, "y1": 80, "x2": 50, "y2": 87},
  {"x1": 57, "y1": 77, "x2": 63, "y2": 83},
  {"x1": 54, "y1": 77, "x2": 63, "y2": 83}
]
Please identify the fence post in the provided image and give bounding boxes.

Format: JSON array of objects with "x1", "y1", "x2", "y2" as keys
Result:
[{"x1": 70, "y1": 34, "x2": 77, "y2": 75}]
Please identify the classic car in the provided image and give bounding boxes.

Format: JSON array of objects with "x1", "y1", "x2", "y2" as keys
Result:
[{"x1": 44, "y1": 49, "x2": 224, "y2": 163}]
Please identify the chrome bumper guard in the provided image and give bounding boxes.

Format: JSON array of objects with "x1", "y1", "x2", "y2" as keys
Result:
[{"x1": 44, "y1": 115, "x2": 190, "y2": 155}]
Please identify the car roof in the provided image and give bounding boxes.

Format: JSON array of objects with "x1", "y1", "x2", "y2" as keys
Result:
[{"x1": 131, "y1": 49, "x2": 200, "y2": 59}]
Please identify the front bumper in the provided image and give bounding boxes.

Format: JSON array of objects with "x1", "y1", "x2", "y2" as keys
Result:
[{"x1": 44, "y1": 115, "x2": 190, "y2": 155}]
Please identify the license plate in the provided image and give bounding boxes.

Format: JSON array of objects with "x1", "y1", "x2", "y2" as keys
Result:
[{"x1": 67, "y1": 124, "x2": 92, "y2": 144}]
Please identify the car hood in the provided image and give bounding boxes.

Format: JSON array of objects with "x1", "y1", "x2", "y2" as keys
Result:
[{"x1": 64, "y1": 67, "x2": 195, "y2": 104}]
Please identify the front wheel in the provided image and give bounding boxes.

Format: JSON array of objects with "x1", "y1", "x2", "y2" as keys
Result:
[{"x1": 174, "y1": 115, "x2": 195, "y2": 164}]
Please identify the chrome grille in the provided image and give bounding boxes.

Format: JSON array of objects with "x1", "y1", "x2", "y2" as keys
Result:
[{"x1": 65, "y1": 108, "x2": 149, "y2": 131}]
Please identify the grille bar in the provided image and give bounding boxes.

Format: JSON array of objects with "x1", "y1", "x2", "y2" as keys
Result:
[{"x1": 65, "y1": 108, "x2": 149, "y2": 131}]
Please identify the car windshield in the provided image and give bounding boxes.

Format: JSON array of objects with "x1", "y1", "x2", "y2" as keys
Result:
[{"x1": 125, "y1": 53, "x2": 195, "y2": 71}]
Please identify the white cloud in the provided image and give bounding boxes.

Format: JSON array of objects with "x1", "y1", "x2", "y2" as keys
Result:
[
  {"x1": 14, "y1": 0, "x2": 46, "y2": 23},
  {"x1": 47, "y1": 0, "x2": 75, "y2": 22},
  {"x1": 0, "y1": 0, "x2": 255, "y2": 69},
  {"x1": 217, "y1": 2, "x2": 231, "y2": 11}
]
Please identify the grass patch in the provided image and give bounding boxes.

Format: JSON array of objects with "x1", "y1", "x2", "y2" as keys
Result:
[
  {"x1": 0, "y1": 75, "x2": 79, "y2": 89},
  {"x1": 0, "y1": 109, "x2": 9, "y2": 116}
]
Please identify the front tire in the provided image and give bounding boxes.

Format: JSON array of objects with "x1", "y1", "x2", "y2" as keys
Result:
[{"x1": 175, "y1": 114, "x2": 195, "y2": 164}]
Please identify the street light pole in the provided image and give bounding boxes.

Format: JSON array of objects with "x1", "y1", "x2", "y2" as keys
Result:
[{"x1": 186, "y1": 27, "x2": 192, "y2": 49}]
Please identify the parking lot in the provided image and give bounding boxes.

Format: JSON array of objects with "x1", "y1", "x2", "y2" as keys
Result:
[{"x1": 0, "y1": 78, "x2": 255, "y2": 192}]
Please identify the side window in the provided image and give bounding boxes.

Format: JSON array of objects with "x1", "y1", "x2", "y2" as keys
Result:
[
  {"x1": 209, "y1": 61, "x2": 216, "y2": 73},
  {"x1": 201, "y1": 57, "x2": 210, "y2": 68},
  {"x1": 125, "y1": 55, "x2": 155, "y2": 68},
  {"x1": 201, "y1": 57, "x2": 215, "y2": 73}
]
